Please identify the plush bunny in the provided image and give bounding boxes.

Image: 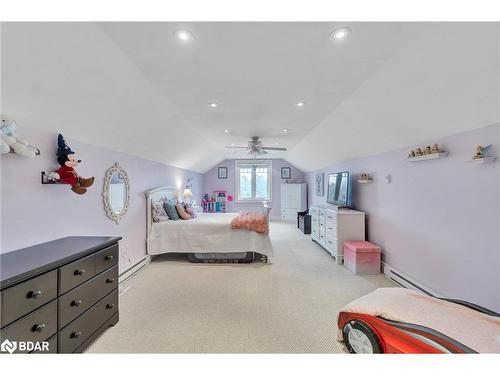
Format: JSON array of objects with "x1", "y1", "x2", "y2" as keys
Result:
[{"x1": 0, "y1": 118, "x2": 37, "y2": 157}]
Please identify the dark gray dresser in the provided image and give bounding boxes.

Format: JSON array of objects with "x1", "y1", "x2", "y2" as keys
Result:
[{"x1": 0, "y1": 236, "x2": 122, "y2": 353}]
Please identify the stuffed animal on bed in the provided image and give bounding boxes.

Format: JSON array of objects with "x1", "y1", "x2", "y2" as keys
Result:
[{"x1": 47, "y1": 134, "x2": 95, "y2": 195}]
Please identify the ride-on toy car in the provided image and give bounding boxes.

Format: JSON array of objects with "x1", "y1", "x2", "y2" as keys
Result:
[{"x1": 337, "y1": 288, "x2": 500, "y2": 353}]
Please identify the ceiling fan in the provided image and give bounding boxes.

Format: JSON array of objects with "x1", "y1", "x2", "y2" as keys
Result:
[{"x1": 225, "y1": 136, "x2": 287, "y2": 158}]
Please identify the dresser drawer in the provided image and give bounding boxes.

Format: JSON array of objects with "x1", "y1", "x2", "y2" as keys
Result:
[
  {"x1": 1, "y1": 270, "x2": 57, "y2": 328},
  {"x1": 325, "y1": 237, "x2": 337, "y2": 251},
  {"x1": 59, "y1": 254, "x2": 96, "y2": 294},
  {"x1": 59, "y1": 266, "x2": 118, "y2": 328},
  {"x1": 95, "y1": 244, "x2": 119, "y2": 274},
  {"x1": 325, "y1": 211, "x2": 337, "y2": 223},
  {"x1": 309, "y1": 207, "x2": 319, "y2": 217},
  {"x1": 0, "y1": 300, "x2": 57, "y2": 353},
  {"x1": 59, "y1": 290, "x2": 118, "y2": 353}
]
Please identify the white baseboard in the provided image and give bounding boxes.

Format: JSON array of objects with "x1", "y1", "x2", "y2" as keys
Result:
[
  {"x1": 119, "y1": 255, "x2": 151, "y2": 284},
  {"x1": 382, "y1": 262, "x2": 442, "y2": 297}
]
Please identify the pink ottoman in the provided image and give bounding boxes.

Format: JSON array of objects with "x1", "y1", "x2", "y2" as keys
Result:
[{"x1": 344, "y1": 240, "x2": 382, "y2": 275}]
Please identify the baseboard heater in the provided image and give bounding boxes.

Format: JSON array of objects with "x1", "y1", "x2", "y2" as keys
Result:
[{"x1": 382, "y1": 262, "x2": 441, "y2": 297}]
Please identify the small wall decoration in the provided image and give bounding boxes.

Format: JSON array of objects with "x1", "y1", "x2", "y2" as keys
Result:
[
  {"x1": 44, "y1": 134, "x2": 95, "y2": 195},
  {"x1": 218, "y1": 167, "x2": 228, "y2": 179},
  {"x1": 281, "y1": 167, "x2": 291, "y2": 179},
  {"x1": 473, "y1": 144, "x2": 491, "y2": 159},
  {"x1": 0, "y1": 115, "x2": 40, "y2": 157},
  {"x1": 357, "y1": 173, "x2": 374, "y2": 183},
  {"x1": 315, "y1": 173, "x2": 324, "y2": 196},
  {"x1": 408, "y1": 143, "x2": 448, "y2": 161},
  {"x1": 103, "y1": 162, "x2": 130, "y2": 224}
]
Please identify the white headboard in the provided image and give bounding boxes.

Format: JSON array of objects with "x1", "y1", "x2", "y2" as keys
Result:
[{"x1": 145, "y1": 187, "x2": 180, "y2": 246}]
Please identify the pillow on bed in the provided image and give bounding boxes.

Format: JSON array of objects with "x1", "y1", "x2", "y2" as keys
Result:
[
  {"x1": 183, "y1": 202, "x2": 197, "y2": 218},
  {"x1": 176, "y1": 203, "x2": 192, "y2": 220},
  {"x1": 152, "y1": 199, "x2": 169, "y2": 222},
  {"x1": 163, "y1": 200, "x2": 180, "y2": 220}
]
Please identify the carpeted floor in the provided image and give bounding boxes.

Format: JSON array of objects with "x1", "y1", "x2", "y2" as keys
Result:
[{"x1": 86, "y1": 221, "x2": 395, "y2": 353}]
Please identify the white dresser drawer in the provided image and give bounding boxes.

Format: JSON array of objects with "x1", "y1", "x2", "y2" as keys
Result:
[
  {"x1": 325, "y1": 210, "x2": 337, "y2": 223},
  {"x1": 324, "y1": 237, "x2": 337, "y2": 252},
  {"x1": 319, "y1": 210, "x2": 325, "y2": 219},
  {"x1": 310, "y1": 207, "x2": 319, "y2": 217},
  {"x1": 325, "y1": 222, "x2": 337, "y2": 233}
]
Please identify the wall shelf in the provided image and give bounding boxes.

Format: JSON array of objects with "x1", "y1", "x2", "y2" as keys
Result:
[
  {"x1": 357, "y1": 179, "x2": 374, "y2": 184},
  {"x1": 468, "y1": 156, "x2": 497, "y2": 164},
  {"x1": 407, "y1": 152, "x2": 449, "y2": 162},
  {"x1": 41, "y1": 171, "x2": 64, "y2": 185}
]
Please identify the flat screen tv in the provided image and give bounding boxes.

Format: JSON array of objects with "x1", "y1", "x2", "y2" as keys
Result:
[{"x1": 327, "y1": 171, "x2": 350, "y2": 207}]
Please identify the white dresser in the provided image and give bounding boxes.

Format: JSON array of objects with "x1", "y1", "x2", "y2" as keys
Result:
[
  {"x1": 310, "y1": 206, "x2": 365, "y2": 264},
  {"x1": 280, "y1": 183, "x2": 307, "y2": 221}
]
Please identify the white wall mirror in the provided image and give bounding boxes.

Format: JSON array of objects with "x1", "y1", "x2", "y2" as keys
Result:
[{"x1": 103, "y1": 162, "x2": 130, "y2": 224}]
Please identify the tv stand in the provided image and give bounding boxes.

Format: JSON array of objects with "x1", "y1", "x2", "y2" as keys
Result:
[{"x1": 310, "y1": 206, "x2": 365, "y2": 264}]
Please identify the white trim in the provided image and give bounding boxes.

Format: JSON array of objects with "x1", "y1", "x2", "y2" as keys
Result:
[
  {"x1": 119, "y1": 255, "x2": 151, "y2": 284},
  {"x1": 382, "y1": 261, "x2": 442, "y2": 297},
  {"x1": 235, "y1": 159, "x2": 272, "y2": 203}
]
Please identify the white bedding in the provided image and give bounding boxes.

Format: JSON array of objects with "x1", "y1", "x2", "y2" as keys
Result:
[{"x1": 147, "y1": 213, "x2": 274, "y2": 257}]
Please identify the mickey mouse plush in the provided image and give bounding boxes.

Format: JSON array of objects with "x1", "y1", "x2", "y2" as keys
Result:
[{"x1": 48, "y1": 134, "x2": 95, "y2": 195}]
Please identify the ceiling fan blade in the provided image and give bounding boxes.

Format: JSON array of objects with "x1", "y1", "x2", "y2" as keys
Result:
[{"x1": 261, "y1": 147, "x2": 287, "y2": 151}]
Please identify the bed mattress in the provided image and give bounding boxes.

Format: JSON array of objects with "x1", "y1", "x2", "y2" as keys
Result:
[{"x1": 147, "y1": 213, "x2": 274, "y2": 257}]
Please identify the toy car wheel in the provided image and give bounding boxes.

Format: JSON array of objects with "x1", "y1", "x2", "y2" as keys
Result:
[{"x1": 343, "y1": 320, "x2": 382, "y2": 354}]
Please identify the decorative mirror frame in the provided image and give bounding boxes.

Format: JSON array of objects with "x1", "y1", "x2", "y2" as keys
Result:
[{"x1": 103, "y1": 162, "x2": 131, "y2": 224}]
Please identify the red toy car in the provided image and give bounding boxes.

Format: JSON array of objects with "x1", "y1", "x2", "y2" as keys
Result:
[{"x1": 338, "y1": 293, "x2": 500, "y2": 354}]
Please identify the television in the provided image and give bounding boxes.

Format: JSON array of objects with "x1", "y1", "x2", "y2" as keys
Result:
[{"x1": 327, "y1": 171, "x2": 350, "y2": 207}]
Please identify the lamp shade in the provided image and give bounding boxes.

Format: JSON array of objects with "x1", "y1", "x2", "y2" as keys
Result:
[{"x1": 183, "y1": 188, "x2": 193, "y2": 199}]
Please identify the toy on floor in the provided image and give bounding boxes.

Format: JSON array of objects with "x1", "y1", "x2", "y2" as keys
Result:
[
  {"x1": 0, "y1": 116, "x2": 39, "y2": 157},
  {"x1": 47, "y1": 134, "x2": 95, "y2": 195}
]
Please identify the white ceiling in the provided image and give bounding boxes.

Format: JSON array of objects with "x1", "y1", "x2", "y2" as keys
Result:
[{"x1": 2, "y1": 22, "x2": 499, "y2": 172}]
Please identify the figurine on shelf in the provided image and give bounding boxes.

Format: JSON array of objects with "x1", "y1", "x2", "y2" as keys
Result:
[
  {"x1": 431, "y1": 144, "x2": 440, "y2": 154},
  {"x1": 408, "y1": 150, "x2": 416, "y2": 158},
  {"x1": 0, "y1": 117, "x2": 39, "y2": 157},
  {"x1": 47, "y1": 134, "x2": 95, "y2": 195},
  {"x1": 473, "y1": 144, "x2": 491, "y2": 159},
  {"x1": 423, "y1": 146, "x2": 432, "y2": 155},
  {"x1": 414, "y1": 148, "x2": 423, "y2": 157}
]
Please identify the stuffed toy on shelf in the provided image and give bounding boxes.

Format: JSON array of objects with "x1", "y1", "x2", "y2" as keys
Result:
[
  {"x1": 47, "y1": 134, "x2": 95, "y2": 195},
  {"x1": 0, "y1": 116, "x2": 39, "y2": 157}
]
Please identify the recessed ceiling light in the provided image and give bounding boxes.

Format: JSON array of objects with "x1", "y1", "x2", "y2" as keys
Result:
[
  {"x1": 282, "y1": 128, "x2": 289, "y2": 132},
  {"x1": 296, "y1": 101, "x2": 305, "y2": 107},
  {"x1": 275, "y1": 142, "x2": 279, "y2": 145},
  {"x1": 231, "y1": 143, "x2": 235, "y2": 146},
  {"x1": 174, "y1": 29, "x2": 193, "y2": 42},
  {"x1": 330, "y1": 27, "x2": 351, "y2": 41},
  {"x1": 209, "y1": 102, "x2": 218, "y2": 108},
  {"x1": 224, "y1": 129, "x2": 229, "y2": 134}
]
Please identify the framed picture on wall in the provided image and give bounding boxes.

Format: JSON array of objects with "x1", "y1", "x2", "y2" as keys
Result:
[
  {"x1": 218, "y1": 167, "x2": 228, "y2": 179},
  {"x1": 315, "y1": 173, "x2": 324, "y2": 196},
  {"x1": 281, "y1": 167, "x2": 291, "y2": 179}
]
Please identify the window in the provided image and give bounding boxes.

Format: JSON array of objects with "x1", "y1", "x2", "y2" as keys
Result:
[{"x1": 235, "y1": 160, "x2": 272, "y2": 202}]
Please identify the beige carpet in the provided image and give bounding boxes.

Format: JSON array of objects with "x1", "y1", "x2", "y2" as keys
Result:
[{"x1": 86, "y1": 221, "x2": 395, "y2": 353}]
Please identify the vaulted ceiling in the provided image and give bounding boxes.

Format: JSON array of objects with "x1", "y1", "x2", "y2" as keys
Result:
[{"x1": 2, "y1": 22, "x2": 499, "y2": 172}]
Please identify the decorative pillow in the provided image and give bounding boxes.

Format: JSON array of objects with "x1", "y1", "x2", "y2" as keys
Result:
[
  {"x1": 176, "y1": 203, "x2": 192, "y2": 220},
  {"x1": 163, "y1": 200, "x2": 180, "y2": 220},
  {"x1": 183, "y1": 202, "x2": 197, "y2": 218},
  {"x1": 152, "y1": 199, "x2": 169, "y2": 222}
]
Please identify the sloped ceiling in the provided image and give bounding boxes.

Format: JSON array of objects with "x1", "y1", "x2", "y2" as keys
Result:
[{"x1": 2, "y1": 22, "x2": 499, "y2": 173}]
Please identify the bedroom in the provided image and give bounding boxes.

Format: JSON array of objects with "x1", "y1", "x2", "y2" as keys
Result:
[{"x1": 0, "y1": 1, "x2": 499, "y2": 372}]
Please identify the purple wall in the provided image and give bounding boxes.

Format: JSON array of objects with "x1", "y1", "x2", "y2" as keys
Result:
[
  {"x1": 203, "y1": 159, "x2": 305, "y2": 218},
  {"x1": 306, "y1": 123, "x2": 500, "y2": 312},
  {"x1": 0, "y1": 127, "x2": 202, "y2": 272}
]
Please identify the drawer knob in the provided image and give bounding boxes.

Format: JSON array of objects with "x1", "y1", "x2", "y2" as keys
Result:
[
  {"x1": 32, "y1": 323, "x2": 46, "y2": 333},
  {"x1": 71, "y1": 299, "x2": 83, "y2": 307},
  {"x1": 105, "y1": 255, "x2": 114, "y2": 261},
  {"x1": 106, "y1": 278, "x2": 115, "y2": 284},
  {"x1": 71, "y1": 331, "x2": 82, "y2": 339},
  {"x1": 74, "y1": 269, "x2": 85, "y2": 276},
  {"x1": 106, "y1": 303, "x2": 115, "y2": 310},
  {"x1": 27, "y1": 290, "x2": 42, "y2": 299}
]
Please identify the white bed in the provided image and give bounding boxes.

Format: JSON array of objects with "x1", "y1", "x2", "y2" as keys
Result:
[{"x1": 146, "y1": 187, "x2": 274, "y2": 260}]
